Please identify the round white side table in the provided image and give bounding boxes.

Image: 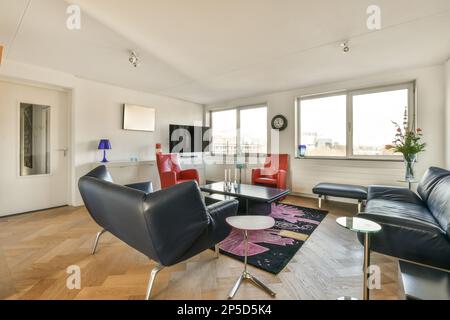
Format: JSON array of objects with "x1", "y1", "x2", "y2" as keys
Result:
[{"x1": 226, "y1": 215, "x2": 276, "y2": 299}]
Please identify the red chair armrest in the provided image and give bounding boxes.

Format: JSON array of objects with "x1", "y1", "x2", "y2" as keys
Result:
[
  {"x1": 251, "y1": 168, "x2": 262, "y2": 184},
  {"x1": 179, "y1": 169, "x2": 199, "y2": 184},
  {"x1": 276, "y1": 170, "x2": 287, "y2": 189}
]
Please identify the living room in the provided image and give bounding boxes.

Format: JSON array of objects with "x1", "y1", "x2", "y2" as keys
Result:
[{"x1": 0, "y1": 0, "x2": 450, "y2": 308}]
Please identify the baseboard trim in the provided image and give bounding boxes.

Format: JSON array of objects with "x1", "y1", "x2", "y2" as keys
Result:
[{"x1": 0, "y1": 205, "x2": 69, "y2": 219}]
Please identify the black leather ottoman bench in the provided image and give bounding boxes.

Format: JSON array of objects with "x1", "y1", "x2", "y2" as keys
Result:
[{"x1": 312, "y1": 183, "x2": 368, "y2": 212}]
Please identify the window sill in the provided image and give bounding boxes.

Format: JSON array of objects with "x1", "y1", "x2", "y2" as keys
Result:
[{"x1": 295, "y1": 156, "x2": 403, "y2": 162}]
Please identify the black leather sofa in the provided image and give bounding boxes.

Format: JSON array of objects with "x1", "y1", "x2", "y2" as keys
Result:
[
  {"x1": 357, "y1": 167, "x2": 450, "y2": 270},
  {"x1": 79, "y1": 166, "x2": 239, "y2": 299}
]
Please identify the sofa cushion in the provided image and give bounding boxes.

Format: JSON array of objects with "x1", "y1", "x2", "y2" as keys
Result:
[
  {"x1": 426, "y1": 175, "x2": 450, "y2": 237},
  {"x1": 368, "y1": 185, "x2": 424, "y2": 205},
  {"x1": 417, "y1": 167, "x2": 450, "y2": 202}
]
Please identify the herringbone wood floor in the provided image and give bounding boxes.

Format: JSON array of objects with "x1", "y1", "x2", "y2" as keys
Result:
[{"x1": 0, "y1": 196, "x2": 402, "y2": 300}]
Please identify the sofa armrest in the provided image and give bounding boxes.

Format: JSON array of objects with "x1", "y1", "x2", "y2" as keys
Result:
[
  {"x1": 368, "y1": 185, "x2": 423, "y2": 205},
  {"x1": 171, "y1": 199, "x2": 239, "y2": 265},
  {"x1": 207, "y1": 199, "x2": 239, "y2": 222},
  {"x1": 356, "y1": 212, "x2": 450, "y2": 270},
  {"x1": 357, "y1": 212, "x2": 444, "y2": 234},
  {"x1": 207, "y1": 199, "x2": 239, "y2": 241}
]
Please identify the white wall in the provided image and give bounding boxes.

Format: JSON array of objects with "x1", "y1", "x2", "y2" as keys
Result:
[
  {"x1": 0, "y1": 60, "x2": 203, "y2": 210},
  {"x1": 73, "y1": 79, "x2": 203, "y2": 205},
  {"x1": 446, "y1": 59, "x2": 450, "y2": 169},
  {"x1": 206, "y1": 64, "x2": 446, "y2": 197}
]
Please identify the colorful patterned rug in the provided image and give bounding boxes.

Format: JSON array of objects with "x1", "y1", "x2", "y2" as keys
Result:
[{"x1": 218, "y1": 203, "x2": 328, "y2": 274}]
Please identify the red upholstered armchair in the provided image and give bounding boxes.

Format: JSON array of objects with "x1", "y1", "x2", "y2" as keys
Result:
[
  {"x1": 251, "y1": 154, "x2": 288, "y2": 190},
  {"x1": 156, "y1": 153, "x2": 200, "y2": 189}
]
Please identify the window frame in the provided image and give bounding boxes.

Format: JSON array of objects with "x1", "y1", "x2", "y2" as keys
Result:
[
  {"x1": 295, "y1": 81, "x2": 416, "y2": 161},
  {"x1": 209, "y1": 103, "x2": 268, "y2": 156}
]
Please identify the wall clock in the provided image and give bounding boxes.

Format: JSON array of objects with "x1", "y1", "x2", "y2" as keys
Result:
[{"x1": 271, "y1": 115, "x2": 288, "y2": 131}]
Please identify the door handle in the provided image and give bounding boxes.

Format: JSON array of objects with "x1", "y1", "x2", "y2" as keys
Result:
[{"x1": 56, "y1": 148, "x2": 68, "y2": 157}]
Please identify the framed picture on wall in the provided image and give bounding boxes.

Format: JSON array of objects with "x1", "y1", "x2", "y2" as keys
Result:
[{"x1": 122, "y1": 104, "x2": 156, "y2": 132}]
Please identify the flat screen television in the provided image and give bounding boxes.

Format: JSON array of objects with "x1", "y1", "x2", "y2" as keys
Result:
[
  {"x1": 169, "y1": 124, "x2": 211, "y2": 153},
  {"x1": 123, "y1": 104, "x2": 156, "y2": 132}
]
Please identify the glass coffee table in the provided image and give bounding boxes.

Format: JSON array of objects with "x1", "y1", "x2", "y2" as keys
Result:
[
  {"x1": 336, "y1": 217, "x2": 382, "y2": 300},
  {"x1": 200, "y1": 182, "x2": 289, "y2": 215},
  {"x1": 226, "y1": 215, "x2": 277, "y2": 299}
]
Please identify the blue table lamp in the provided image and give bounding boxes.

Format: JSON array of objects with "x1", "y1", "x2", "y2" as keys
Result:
[{"x1": 98, "y1": 139, "x2": 111, "y2": 163}]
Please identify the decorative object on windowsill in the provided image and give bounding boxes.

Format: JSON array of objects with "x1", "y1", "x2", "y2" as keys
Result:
[
  {"x1": 298, "y1": 144, "x2": 307, "y2": 158},
  {"x1": 385, "y1": 107, "x2": 426, "y2": 181},
  {"x1": 98, "y1": 139, "x2": 112, "y2": 163},
  {"x1": 236, "y1": 163, "x2": 246, "y2": 184},
  {"x1": 155, "y1": 143, "x2": 162, "y2": 154},
  {"x1": 271, "y1": 115, "x2": 288, "y2": 131}
]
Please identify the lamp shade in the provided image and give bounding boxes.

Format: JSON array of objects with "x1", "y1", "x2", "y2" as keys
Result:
[{"x1": 98, "y1": 139, "x2": 111, "y2": 150}]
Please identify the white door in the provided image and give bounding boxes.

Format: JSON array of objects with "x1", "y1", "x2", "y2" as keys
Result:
[{"x1": 0, "y1": 80, "x2": 69, "y2": 216}]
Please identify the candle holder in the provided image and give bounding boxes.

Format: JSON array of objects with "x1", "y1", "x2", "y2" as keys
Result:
[{"x1": 224, "y1": 169, "x2": 233, "y2": 191}]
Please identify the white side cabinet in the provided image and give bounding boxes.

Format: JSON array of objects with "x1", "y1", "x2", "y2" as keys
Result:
[
  {"x1": 92, "y1": 157, "x2": 206, "y2": 192},
  {"x1": 92, "y1": 160, "x2": 161, "y2": 191}
]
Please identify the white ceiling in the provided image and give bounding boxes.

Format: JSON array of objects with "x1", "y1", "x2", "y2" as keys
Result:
[{"x1": 1, "y1": 0, "x2": 450, "y2": 104}]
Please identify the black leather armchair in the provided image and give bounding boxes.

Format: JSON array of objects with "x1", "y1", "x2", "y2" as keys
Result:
[
  {"x1": 357, "y1": 167, "x2": 450, "y2": 270},
  {"x1": 78, "y1": 166, "x2": 239, "y2": 299}
]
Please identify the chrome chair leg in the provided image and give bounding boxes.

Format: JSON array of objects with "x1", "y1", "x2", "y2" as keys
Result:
[
  {"x1": 318, "y1": 195, "x2": 323, "y2": 209},
  {"x1": 91, "y1": 229, "x2": 106, "y2": 255},
  {"x1": 145, "y1": 264, "x2": 164, "y2": 300}
]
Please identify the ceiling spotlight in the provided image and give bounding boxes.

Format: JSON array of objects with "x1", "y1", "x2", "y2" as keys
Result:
[
  {"x1": 129, "y1": 51, "x2": 140, "y2": 67},
  {"x1": 340, "y1": 41, "x2": 350, "y2": 53}
]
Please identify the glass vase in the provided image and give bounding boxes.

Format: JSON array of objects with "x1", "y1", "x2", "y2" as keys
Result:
[{"x1": 404, "y1": 154, "x2": 417, "y2": 181}]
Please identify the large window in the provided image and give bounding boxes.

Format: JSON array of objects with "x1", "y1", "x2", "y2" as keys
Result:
[
  {"x1": 299, "y1": 94, "x2": 347, "y2": 157},
  {"x1": 211, "y1": 109, "x2": 237, "y2": 155},
  {"x1": 296, "y1": 83, "x2": 415, "y2": 159},
  {"x1": 211, "y1": 105, "x2": 267, "y2": 155}
]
